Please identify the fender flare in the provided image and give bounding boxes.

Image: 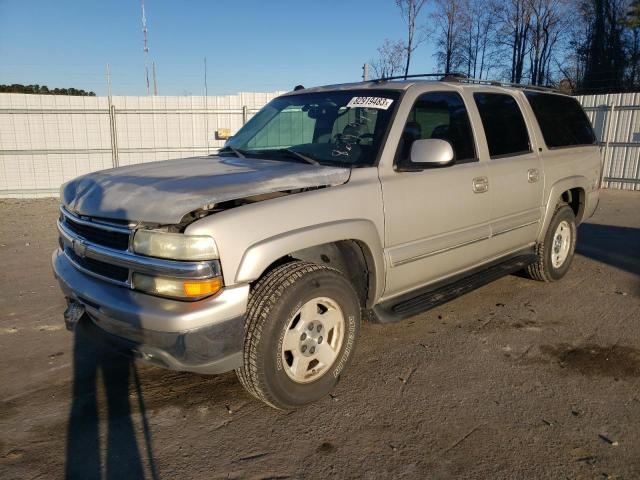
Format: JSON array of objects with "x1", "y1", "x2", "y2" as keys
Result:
[
  {"x1": 537, "y1": 175, "x2": 588, "y2": 242},
  {"x1": 234, "y1": 219, "x2": 385, "y2": 304}
]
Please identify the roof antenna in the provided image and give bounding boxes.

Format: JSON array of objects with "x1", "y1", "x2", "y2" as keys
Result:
[{"x1": 293, "y1": 85, "x2": 305, "y2": 91}]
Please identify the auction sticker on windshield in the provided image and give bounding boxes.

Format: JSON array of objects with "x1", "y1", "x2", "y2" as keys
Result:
[{"x1": 346, "y1": 97, "x2": 394, "y2": 110}]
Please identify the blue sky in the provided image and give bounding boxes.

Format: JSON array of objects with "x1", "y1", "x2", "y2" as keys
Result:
[{"x1": 0, "y1": 0, "x2": 438, "y2": 96}]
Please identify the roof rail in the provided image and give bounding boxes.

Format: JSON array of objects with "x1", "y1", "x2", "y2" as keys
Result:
[
  {"x1": 371, "y1": 72, "x2": 562, "y2": 93},
  {"x1": 372, "y1": 72, "x2": 467, "y2": 83},
  {"x1": 441, "y1": 76, "x2": 562, "y2": 93}
]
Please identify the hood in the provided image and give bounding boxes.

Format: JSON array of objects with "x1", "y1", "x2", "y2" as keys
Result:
[{"x1": 61, "y1": 156, "x2": 351, "y2": 224}]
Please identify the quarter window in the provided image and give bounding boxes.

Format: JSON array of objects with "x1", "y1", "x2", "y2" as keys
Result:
[
  {"x1": 524, "y1": 91, "x2": 596, "y2": 148},
  {"x1": 397, "y1": 91, "x2": 477, "y2": 164},
  {"x1": 474, "y1": 93, "x2": 531, "y2": 158}
]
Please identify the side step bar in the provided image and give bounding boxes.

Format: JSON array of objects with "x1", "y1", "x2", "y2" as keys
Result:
[{"x1": 372, "y1": 254, "x2": 538, "y2": 324}]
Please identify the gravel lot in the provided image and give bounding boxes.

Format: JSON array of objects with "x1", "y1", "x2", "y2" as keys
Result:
[{"x1": 1, "y1": 190, "x2": 639, "y2": 480}]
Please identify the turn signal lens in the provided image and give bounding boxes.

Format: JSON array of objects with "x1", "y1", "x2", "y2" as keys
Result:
[
  {"x1": 133, "y1": 273, "x2": 223, "y2": 300},
  {"x1": 183, "y1": 278, "x2": 223, "y2": 297}
]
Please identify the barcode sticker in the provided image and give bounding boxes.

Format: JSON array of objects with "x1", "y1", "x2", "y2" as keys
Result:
[{"x1": 346, "y1": 97, "x2": 394, "y2": 110}]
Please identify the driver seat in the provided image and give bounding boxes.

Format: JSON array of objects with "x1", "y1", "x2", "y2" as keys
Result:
[{"x1": 398, "y1": 121, "x2": 422, "y2": 160}]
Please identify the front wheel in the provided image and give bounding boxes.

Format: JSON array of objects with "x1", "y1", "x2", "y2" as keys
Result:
[
  {"x1": 236, "y1": 261, "x2": 361, "y2": 410},
  {"x1": 526, "y1": 205, "x2": 577, "y2": 282}
]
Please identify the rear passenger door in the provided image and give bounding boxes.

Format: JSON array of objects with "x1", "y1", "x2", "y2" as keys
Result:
[{"x1": 473, "y1": 92, "x2": 544, "y2": 257}]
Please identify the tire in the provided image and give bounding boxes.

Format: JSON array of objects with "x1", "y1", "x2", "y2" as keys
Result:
[
  {"x1": 236, "y1": 261, "x2": 361, "y2": 410},
  {"x1": 526, "y1": 205, "x2": 577, "y2": 282}
]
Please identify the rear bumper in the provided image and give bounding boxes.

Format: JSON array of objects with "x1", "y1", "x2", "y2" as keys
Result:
[{"x1": 53, "y1": 249, "x2": 248, "y2": 374}]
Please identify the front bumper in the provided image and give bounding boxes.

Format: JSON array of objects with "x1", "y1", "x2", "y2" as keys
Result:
[{"x1": 53, "y1": 249, "x2": 249, "y2": 374}]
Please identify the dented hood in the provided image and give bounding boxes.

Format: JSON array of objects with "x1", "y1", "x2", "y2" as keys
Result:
[{"x1": 61, "y1": 155, "x2": 351, "y2": 224}]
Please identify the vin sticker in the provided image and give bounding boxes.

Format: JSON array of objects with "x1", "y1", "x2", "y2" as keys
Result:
[{"x1": 346, "y1": 97, "x2": 394, "y2": 110}]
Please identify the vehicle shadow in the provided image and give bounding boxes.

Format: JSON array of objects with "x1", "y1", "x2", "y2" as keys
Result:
[
  {"x1": 576, "y1": 223, "x2": 640, "y2": 276},
  {"x1": 62, "y1": 180, "x2": 157, "y2": 480},
  {"x1": 576, "y1": 223, "x2": 640, "y2": 293},
  {"x1": 66, "y1": 323, "x2": 156, "y2": 480}
]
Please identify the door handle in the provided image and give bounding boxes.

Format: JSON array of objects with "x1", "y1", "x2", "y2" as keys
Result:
[
  {"x1": 527, "y1": 168, "x2": 540, "y2": 183},
  {"x1": 472, "y1": 176, "x2": 489, "y2": 193}
]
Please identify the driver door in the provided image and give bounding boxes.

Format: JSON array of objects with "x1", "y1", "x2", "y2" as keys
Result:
[{"x1": 379, "y1": 90, "x2": 492, "y2": 299}]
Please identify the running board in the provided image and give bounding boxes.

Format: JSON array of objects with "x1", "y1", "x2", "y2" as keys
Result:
[{"x1": 372, "y1": 254, "x2": 538, "y2": 324}]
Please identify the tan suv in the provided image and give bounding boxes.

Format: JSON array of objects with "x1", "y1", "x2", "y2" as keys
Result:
[{"x1": 54, "y1": 75, "x2": 602, "y2": 409}]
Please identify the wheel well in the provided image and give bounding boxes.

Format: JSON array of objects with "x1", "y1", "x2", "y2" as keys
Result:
[
  {"x1": 256, "y1": 240, "x2": 374, "y2": 308},
  {"x1": 560, "y1": 187, "x2": 585, "y2": 223}
]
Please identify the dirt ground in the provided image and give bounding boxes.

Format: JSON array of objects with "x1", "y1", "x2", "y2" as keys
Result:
[{"x1": 0, "y1": 190, "x2": 639, "y2": 480}]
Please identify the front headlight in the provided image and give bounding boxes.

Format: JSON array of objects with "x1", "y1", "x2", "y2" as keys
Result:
[{"x1": 133, "y1": 230, "x2": 219, "y2": 261}]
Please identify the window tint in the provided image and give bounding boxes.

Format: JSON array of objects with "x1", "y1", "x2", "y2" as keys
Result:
[
  {"x1": 524, "y1": 92, "x2": 596, "y2": 148},
  {"x1": 474, "y1": 93, "x2": 531, "y2": 158},
  {"x1": 397, "y1": 91, "x2": 476, "y2": 164}
]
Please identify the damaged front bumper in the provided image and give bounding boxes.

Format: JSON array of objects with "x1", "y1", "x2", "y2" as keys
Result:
[{"x1": 53, "y1": 249, "x2": 249, "y2": 374}]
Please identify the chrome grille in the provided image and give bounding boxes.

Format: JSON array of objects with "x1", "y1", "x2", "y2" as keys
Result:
[
  {"x1": 64, "y1": 217, "x2": 130, "y2": 250},
  {"x1": 65, "y1": 247, "x2": 129, "y2": 283},
  {"x1": 61, "y1": 209, "x2": 131, "y2": 251},
  {"x1": 57, "y1": 206, "x2": 222, "y2": 289}
]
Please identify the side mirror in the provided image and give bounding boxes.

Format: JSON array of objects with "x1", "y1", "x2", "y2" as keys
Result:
[{"x1": 409, "y1": 139, "x2": 455, "y2": 168}]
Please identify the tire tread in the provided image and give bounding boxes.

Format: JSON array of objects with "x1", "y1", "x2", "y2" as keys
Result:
[{"x1": 236, "y1": 261, "x2": 347, "y2": 409}]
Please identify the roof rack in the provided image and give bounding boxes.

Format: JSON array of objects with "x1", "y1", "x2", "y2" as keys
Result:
[
  {"x1": 444, "y1": 76, "x2": 561, "y2": 93},
  {"x1": 372, "y1": 72, "x2": 466, "y2": 83},
  {"x1": 372, "y1": 72, "x2": 561, "y2": 93}
]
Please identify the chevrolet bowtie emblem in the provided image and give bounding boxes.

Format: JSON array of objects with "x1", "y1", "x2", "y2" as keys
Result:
[{"x1": 72, "y1": 239, "x2": 88, "y2": 258}]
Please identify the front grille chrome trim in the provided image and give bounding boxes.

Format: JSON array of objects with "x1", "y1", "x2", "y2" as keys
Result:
[
  {"x1": 64, "y1": 247, "x2": 131, "y2": 288},
  {"x1": 58, "y1": 220, "x2": 221, "y2": 283},
  {"x1": 60, "y1": 206, "x2": 133, "y2": 236}
]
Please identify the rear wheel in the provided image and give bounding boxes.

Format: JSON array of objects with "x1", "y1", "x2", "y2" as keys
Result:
[
  {"x1": 526, "y1": 205, "x2": 577, "y2": 282},
  {"x1": 236, "y1": 261, "x2": 361, "y2": 410}
]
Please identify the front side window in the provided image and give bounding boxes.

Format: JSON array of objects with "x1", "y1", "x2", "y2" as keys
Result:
[
  {"x1": 524, "y1": 91, "x2": 597, "y2": 148},
  {"x1": 474, "y1": 93, "x2": 532, "y2": 158},
  {"x1": 224, "y1": 90, "x2": 401, "y2": 167},
  {"x1": 396, "y1": 91, "x2": 477, "y2": 164}
]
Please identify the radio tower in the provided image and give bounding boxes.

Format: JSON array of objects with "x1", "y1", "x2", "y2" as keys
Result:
[{"x1": 141, "y1": 0, "x2": 150, "y2": 95}]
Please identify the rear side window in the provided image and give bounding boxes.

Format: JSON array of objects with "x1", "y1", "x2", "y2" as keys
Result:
[
  {"x1": 473, "y1": 93, "x2": 531, "y2": 158},
  {"x1": 524, "y1": 92, "x2": 596, "y2": 148}
]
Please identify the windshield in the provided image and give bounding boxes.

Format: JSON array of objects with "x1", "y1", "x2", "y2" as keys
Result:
[{"x1": 223, "y1": 89, "x2": 401, "y2": 167}]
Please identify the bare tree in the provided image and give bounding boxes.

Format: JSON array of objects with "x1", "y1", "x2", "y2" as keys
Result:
[
  {"x1": 527, "y1": 0, "x2": 569, "y2": 85},
  {"x1": 430, "y1": 0, "x2": 467, "y2": 74},
  {"x1": 460, "y1": 0, "x2": 498, "y2": 78},
  {"x1": 495, "y1": 0, "x2": 534, "y2": 83},
  {"x1": 396, "y1": 0, "x2": 429, "y2": 77},
  {"x1": 370, "y1": 39, "x2": 407, "y2": 78}
]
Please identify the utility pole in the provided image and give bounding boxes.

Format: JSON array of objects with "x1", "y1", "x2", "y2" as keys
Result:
[
  {"x1": 106, "y1": 63, "x2": 113, "y2": 101},
  {"x1": 204, "y1": 57, "x2": 209, "y2": 154},
  {"x1": 141, "y1": 0, "x2": 150, "y2": 95},
  {"x1": 106, "y1": 63, "x2": 119, "y2": 168},
  {"x1": 204, "y1": 57, "x2": 208, "y2": 97},
  {"x1": 362, "y1": 63, "x2": 369, "y2": 81},
  {"x1": 152, "y1": 61, "x2": 158, "y2": 95}
]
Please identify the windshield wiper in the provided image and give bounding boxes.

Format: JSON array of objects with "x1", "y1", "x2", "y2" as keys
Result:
[
  {"x1": 272, "y1": 148, "x2": 320, "y2": 166},
  {"x1": 218, "y1": 146, "x2": 246, "y2": 158}
]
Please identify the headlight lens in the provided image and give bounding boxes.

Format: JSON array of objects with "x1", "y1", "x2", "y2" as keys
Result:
[
  {"x1": 133, "y1": 273, "x2": 223, "y2": 300},
  {"x1": 133, "y1": 230, "x2": 218, "y2": 260}
]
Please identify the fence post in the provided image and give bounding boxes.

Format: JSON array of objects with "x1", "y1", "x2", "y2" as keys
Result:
[
  {"x1": 242, "y1": 105, "x2": 248, "y2": 125},
  {"x1": 108, "y1": 104, "x2": 119, "y2": 168},
  {"x1": 601, "y1": 104, "x2": 615, "y2": 188}
]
